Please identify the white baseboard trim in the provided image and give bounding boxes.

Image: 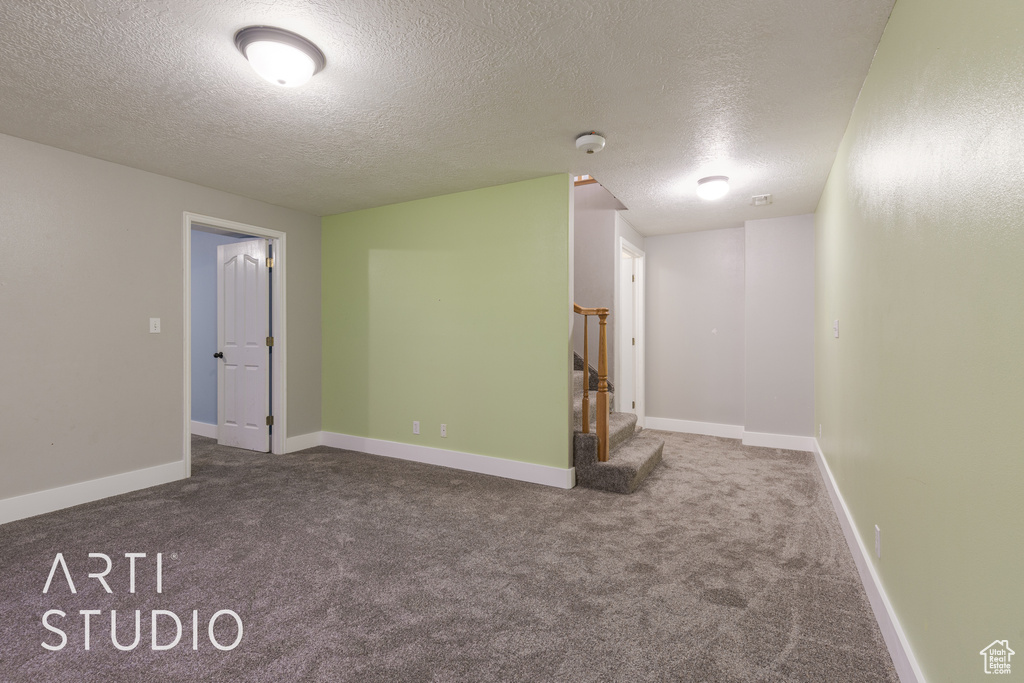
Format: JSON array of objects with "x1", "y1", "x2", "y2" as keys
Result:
[
  {"x1": 741, "y1": 430, "x2": 815, "y2": 452},
  {"x1": 320, "y1": 431, "x2": 575, "y2": 489},
  {"x1": 196, "y1": 426, "x2": 322, "y2": 454},
  {"x1": 285, "y1": 432, "x2": 323, "y2": 453},
  {"x1": 645, "y1": 417, "x2": 744, "y2": 439},
  {"x1": 0, "y1": 461, "x2": 186, "y2": 526},
  {"x1": 190, "y1": 420, "x2": 218, "y2": 439},
  {"x1": 813, "y1": 439, "x2": 925, "y2": 683},
  {"x1": 644, "y1": 418, "x2": 815, "y2": 453}
]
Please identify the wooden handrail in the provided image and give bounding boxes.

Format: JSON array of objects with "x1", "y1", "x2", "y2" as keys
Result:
[
  {"x1": 574, "y1": 303, "x2": 609, "y2": 316},
  {"x1": 574, "y1": 302, "x2": 611, "y2": 462}
]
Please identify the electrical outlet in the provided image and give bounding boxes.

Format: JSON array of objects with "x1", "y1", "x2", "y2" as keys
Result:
[
  {"x1": 149, "y1": 318, "x2": 161, "y2": 334},
  {"x1": 875, "y1": 525, "x2": 881, "y2": 559},
  {"x1": 440, "y1": 424, "x2": 447, "y2": 438},
  {"x1": 413, "y1": 421, "x2": 420, "y2": 435}
]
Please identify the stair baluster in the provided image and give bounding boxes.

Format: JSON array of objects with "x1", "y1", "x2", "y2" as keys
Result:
[
  {"x1": 596, "y1": 311, "x2": 609, "y2": 462},
  {"x1": 581, "y1": 312, "x2": 589, "y2": 435},
  {"x1": 574, "y1": 303, "x2": 610, "y2": 462}
]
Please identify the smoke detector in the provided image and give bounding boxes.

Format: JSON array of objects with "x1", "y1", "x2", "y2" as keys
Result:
[
  {"x1": 575, "y1": 132, "x2": 606, "y2": 154},
  {"x1": 751, "y1": 194, "x2": 773, "y2": 206}
]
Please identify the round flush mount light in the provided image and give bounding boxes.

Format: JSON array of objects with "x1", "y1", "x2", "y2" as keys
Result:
[
  {"x1": 696, "y1": 175, "x2": 730, "y2": 200},
  {"x1": 235, "y1": 26, "x2": 326, "y2": 87},
  {"x1": 576, "y1": 132, "x2": 606, "y2": 154}
]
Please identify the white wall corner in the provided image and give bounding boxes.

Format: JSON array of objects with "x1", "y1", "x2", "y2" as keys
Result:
[
  {"x1": 813, "y1": 439, "x2": 927, "y2": 683},
  {"x1": 286, "y1": 431, "x2": 324, "y2": 453},
  {"x1": 190, "y1": 420, "x2": 218, "y2": 439},
  {"x1": 0, "y1": 461, "x2": 185, "y2": 526},
  {"x1": 645, "y1": 417, "x2": 744, "y2": 439},
  {"x1": 321, "y1": 432, "x2": 575, "y2": 489},
  {"x1": 741, "y1": 430, "x2": 816, "y2": 452}
]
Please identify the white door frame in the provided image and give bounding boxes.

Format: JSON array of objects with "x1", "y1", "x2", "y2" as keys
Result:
[
  {"x1": 615, "y1": 236, "x2": 646, "y2": 427},
  {"x1": 182, "y1": 212, "x2": 288, "y2": 475}
]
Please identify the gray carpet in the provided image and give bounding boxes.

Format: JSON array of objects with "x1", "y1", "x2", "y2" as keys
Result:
[{"x1": 0, "y1": 432, "x2": 898, "y2": 682}]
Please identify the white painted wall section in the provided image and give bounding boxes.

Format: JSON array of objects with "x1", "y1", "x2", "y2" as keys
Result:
[
  {"x1": 744, "y1": 215, "x2": 815, "y2": 437},
  {"x1": 572, "y1": 182, "x2": 624, "y2": 384},
  {"x1": 645, "y1": 216, "x2": 815, "y2": 446},
  {"x1": 646, "y1": 227, "x2": 746, "y2": 426},
  {"x1": 0, "y1": 133, "x2": 321, "y2": 507}
]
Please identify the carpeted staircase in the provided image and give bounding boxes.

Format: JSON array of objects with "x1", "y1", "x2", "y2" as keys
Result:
[{"x1": 572, "y1": 367, "x2": 664, "y2": 493}]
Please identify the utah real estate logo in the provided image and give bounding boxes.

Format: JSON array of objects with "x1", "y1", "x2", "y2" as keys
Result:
[{"x1": 979, "y1": 640, "x2": 1014, "y2": 675}]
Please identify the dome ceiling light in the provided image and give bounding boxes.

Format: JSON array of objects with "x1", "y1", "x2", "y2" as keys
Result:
[
  {"x1": 235, "y1": 26, "x2": 326, "y2": 87},
  {"x1": 696, "y1": 175, "x2": 730, "y2": 200}
]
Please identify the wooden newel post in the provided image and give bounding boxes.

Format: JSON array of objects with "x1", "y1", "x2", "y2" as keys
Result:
[
  {"x1": 581, "y1": 314, "x2": 590, "y2": 434},
  {"x1": 597, "y1": 311, "x2": 610, "y2": 462}
]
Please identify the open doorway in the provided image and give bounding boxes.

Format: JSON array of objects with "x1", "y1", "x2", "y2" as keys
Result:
[
  {"x1": 615, "y1": 237, "x2": 646, "y2": 427},
  {"x1": 182, "y1": 213, "x2": 288, "y2": 475}
]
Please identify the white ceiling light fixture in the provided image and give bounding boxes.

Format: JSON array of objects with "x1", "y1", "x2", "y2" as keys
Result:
[
  {"x1": 696, "y1": 175, "x2": 730, "y2": 200},
  {"x1": 235, "y1": 26, "x2": 326, "y2": 88},
  {"x1": 576, "y1": 132, "x2": 606, "y2": 154}
]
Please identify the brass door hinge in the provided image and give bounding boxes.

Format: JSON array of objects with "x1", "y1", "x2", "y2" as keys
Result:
[
  {"x1": 266, "y1": 257, "x2": 274, "y2": 268},
  {"x1": 266, "y1": 336, "x2": 274, "y2": 347},
  {"x1": 632, "y1": 337, "x2": 635, "y2": 346},
  {"x1": 266, "y1": 415, "x2": 274, "y2": 426},
  {"x1": 632, "y1": 401, "x2": 636, "y2": 409},
  {"x1": 632, "y1": 274, "x2": 635, "y2": 282}
]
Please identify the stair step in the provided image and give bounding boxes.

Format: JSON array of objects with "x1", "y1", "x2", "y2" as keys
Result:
[
  {"x1": 572, "y1": 390, "x2": 614, "y2": 425},
  {"x1": 573, "y1": 370, "x2": 585, "y2": 395},
  {"x1": 573, "y1": 353, "x2": 614, "y2": 394},
  {"x1": 573, "y1": 411, "x2": 637, "y2": 451},
  {"x1": 573, "y1": 430, "x2": 664, "y2": 494},
  {"x1": 573, "y1": 370, "x2": 616, "y2": 398}
]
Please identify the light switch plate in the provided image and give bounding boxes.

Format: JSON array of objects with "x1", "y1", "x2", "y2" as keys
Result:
[{"x1": 149, "y1": 318, "x2": 161, "y2": 334}]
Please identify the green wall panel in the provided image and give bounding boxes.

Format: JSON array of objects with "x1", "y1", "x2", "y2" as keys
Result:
[
  {"x1": 322, "y1": 175, "x2": 572, "y2": 469},
  {"x1": 816, "y1": 0, "x2": 1024, "y2": 679}
]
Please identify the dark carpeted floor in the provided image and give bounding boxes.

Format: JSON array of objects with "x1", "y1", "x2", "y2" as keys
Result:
[{"x1": 0, "y1": 432, "x2": 897, "y2": 682}]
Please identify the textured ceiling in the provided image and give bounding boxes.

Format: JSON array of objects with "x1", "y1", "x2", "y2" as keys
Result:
[{"x1": 0, "y1": 0, "x2": 894, "y2": 235}]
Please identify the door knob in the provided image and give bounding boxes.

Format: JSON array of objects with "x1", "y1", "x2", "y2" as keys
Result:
[{"x1": 213, "y1": 352, "x2": 224, "y2": 359}]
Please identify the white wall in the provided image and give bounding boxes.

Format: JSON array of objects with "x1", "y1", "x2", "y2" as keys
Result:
[
  {"x1": 615, "y1": 213, "x2": 645, "y2": 252},
  {"x1": 572, "y1": 183, "x2": 622, "y2": 384},
  {"x1": 646, "y1": 216, "x2": 814, "y2": 441},
  {"x1": 0, "y1": 133, "x2": 321, "y2": 504},
  {"x1": 646, "y1": 228, "x2": 747, "y2": 426},
  {"x1": 744, "y1": 215, "x2": 815, "y2": 437}
]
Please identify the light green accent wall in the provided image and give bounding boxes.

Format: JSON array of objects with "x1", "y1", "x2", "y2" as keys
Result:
[
  {"x1": 322, "y1": 175, "x2": 572, "y2": 469},
  {"x1": 816, "y1": 0, "x2": 1024, "y2": 679}
]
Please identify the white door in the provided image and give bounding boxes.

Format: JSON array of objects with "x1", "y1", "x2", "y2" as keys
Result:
[
  {"x1": 618, "y1": 251, "x2": 637, "y2": 414},
  {"x1": 217, "y1": 239, "x2": 270, "y2": 452}
]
